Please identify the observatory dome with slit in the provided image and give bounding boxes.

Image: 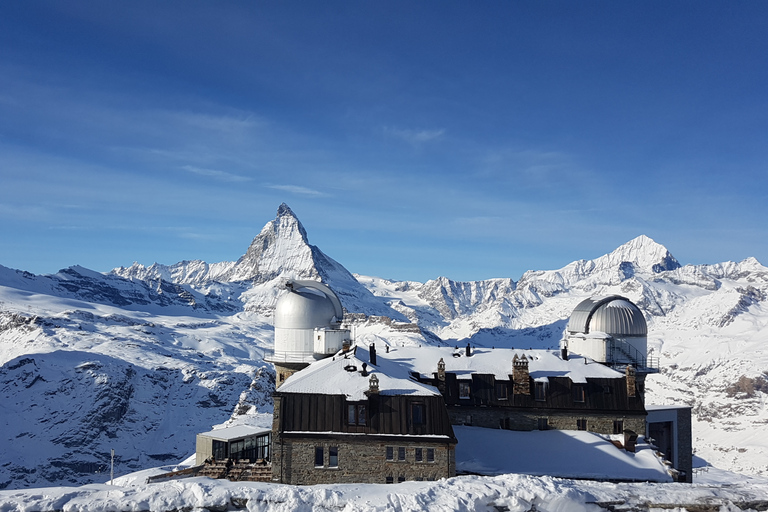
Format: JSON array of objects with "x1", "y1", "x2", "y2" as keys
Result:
[
  {"x1": 567, "y1": 296, "x2": 647, "y2": 337},
  {"x1": 563, "y1": 295, "x2": 650, "y2": 370}
]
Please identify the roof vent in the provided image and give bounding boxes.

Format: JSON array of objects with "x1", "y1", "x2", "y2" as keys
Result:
[{"x1": 344, "y1": 364, "x2": 357, "y2": 372}]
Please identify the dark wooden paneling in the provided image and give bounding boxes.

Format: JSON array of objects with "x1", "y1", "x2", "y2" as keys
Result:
[{"x1": 276, "y1": 393, "x2": 455, "y2": 439}]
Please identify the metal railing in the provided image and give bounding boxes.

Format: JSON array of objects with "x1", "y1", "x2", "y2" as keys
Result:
[{"x1": 608, "y1": 338, "x2": 659, "y2": 372}]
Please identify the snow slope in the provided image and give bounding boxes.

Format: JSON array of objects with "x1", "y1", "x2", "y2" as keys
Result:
[{"x1": 1, "y1": 469, "x2": 768, "y2": 512}]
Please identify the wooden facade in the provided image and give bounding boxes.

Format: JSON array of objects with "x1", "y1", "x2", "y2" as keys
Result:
[
  {"x1": 429, "y1": 372, "x2": 644, "y2": 417},
  {"x1": 274, "y1": 392, "x2": 455, "y2": 438}
]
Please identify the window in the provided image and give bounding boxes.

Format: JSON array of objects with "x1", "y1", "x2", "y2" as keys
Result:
[
  {"x1": 411, "y1": 403, "x2": 425, "y2": 426},
  {"x1": 347, "y1": 403, "x2": 366, "y2": 425},
  {"x1": 573, "y1": 384, "x2": 585, "y2": 403},
  {"x1": 603, "y1": 385, "x2": 613, "y2": 394},
  {"x1": 534, "y1": 381, "x2": 547, "y2": 401},
  {"x1": 537, "y1": 417, "x2": 548, "y2": 431},
  {"x1": 577, "y1": 418, "x2": 587, "y2": 431},
  {"x1": 329, "y1": 446, "x2": 338, "y2": 468},
  {"x1": 415, "y1": 448, "x2": 423, "y2": 462},
  {"x1": 426, "y1": 448, "x2": 435, "y2": 463},
  {"x1": 212, "y1": 440, "x2": 227, "y2": 461},
  {"x1": 613, "y1": 420, "x2": 624, "y2": 435},
  {"x1": 459, "y1": 381, "x2": 471, "y2": 399},
  {"x1": 314, "y1": 446, "x2": 324, "y2": 467},
  {"x1": 386, "y1": 476, "x2": 393, "y2": 484},
  {"x1": 279, "y1": 373, "x2": 285, "y2": 382},
  {"x1": 398, "y1": 447, "x2": 406, "y2": 461},
  {"x1": 386, "y1": 446, "x2": 394, "y2": 461},
  {"x1": 496, "y1": 381, "x2": 508, "y2": 400},
  {"x1": 398, "y1": 475, "x2": 405, "y2": 483}
]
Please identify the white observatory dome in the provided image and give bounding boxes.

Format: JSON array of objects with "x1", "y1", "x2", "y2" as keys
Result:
[
  {"x1": 564, "y1": 295, "x2": 649, "y2": 369},
  {"x1": 275, "y1": 288, "x2": 339, "y2": 330},
  {"x1": 567, "y1": 295, "x2": 647, "y2": 337},
  {"x1": 270, "y1": 280, "x2": 348, "y2": 364}
]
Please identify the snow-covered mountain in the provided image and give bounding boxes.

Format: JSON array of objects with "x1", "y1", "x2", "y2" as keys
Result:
[{"x1": 1, "y1": 204, "x2": 767, "y2": 489}]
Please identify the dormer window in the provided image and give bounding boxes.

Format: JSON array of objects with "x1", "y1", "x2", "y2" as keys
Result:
[
  {"x1": 411, "y1": 402, "x2": 425, "y2": 426},
  {"x1": 573, "y1": 384, "x2": 585, "y2": 403},
  {"x1": 347, "y1": 403, "x2": 366, "y2": 425},
  {"x1": 495, "y1": 381, "x2": 508, "y2": 400},
  {"x1": 459, "y1": 381, "x2": 471, "y2": 399},
  {"x1": 534, "y1": 381, "x2": 547, "y2": 401}
]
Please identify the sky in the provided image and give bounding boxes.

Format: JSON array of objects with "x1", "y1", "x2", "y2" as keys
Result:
[{"x1": 1, "y1": 2, "x2": 767, "y2": 282}]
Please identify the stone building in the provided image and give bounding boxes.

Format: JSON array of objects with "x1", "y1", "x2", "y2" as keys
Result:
[
  {"x1": 268, "y1": 289, "x2": 692, "y2": 484},
  {"x1": 271, "y1": 344, "x2": 457, "y2": 484}
]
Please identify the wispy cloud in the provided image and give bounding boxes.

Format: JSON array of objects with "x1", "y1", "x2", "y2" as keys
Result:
[
  {"x1": 182, "y1": 165, "x2": 251, "y2": 182},
  {"x1": 267, "y1": 184, "x2": 326, "y2": 197},
  {"x1": 384, "y1": 126, "x2": 446, "y2": 145}
]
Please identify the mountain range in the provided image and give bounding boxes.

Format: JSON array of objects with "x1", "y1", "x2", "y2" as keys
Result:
[{"x1": 1, "y1": 203, "x2": 767, "y2": 489}]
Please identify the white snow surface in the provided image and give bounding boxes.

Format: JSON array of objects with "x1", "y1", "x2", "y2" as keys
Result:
[
  {"x1": 1, "y1": 469, "x2": 767, "y2": 512},
  {"x1": 454, "y1": 426, "x2": 671, "y2": 482},
  {"x1": 383, "y1": 345, "x2": 624, "y2": 384},
  {"x1": 277, "y1": 344, "x2": 439, "y2": 401}
]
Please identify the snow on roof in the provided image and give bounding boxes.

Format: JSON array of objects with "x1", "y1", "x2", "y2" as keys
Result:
[
  {"x1": 381, "y1": 345, "x2": 623, "y2": 384},
  {"x1": 276, "y1": 344, "x2": 440, "y2": 401},
  {"x1": 454, "y1": 426, "x2": 672, "y2": 482},
  {"x1": 197, "y1": 425, "x2": 271, "y2": 441}
]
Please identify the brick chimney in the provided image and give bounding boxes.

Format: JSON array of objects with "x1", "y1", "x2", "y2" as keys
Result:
[
  {"x1": 626, "y1": 365, "x2": 636, "y2": 398},
  {"x1": 513, "y1": 354, "x2": 530, "y2": 395}
]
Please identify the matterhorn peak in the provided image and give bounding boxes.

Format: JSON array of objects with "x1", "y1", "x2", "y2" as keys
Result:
[{"x1": 223, "y1": 204, "x2": 314, "y2": 282}]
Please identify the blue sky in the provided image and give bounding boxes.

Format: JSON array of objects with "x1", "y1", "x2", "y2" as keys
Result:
[{"x1": 1, "y1": 2, "x2": 767, "y2": 282}]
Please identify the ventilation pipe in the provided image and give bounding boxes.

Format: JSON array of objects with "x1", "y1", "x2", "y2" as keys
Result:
[
  {"x1": 369, "y1": 344, "x2": 377, "y2": 366},
  {"x1": 561, "y1": 347, "x2": 569, "y2": 361},
  {"x1": 466, "y1": 343, "x2": 471, "y2": 357}
]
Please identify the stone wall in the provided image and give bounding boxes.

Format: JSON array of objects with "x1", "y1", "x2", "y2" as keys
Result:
[
  {"x1": 447, "y1": 406, "x2": 646, "y2": 435},
  {"x1": 271, "y1": 435, "x2": 455, "y2": 485}
]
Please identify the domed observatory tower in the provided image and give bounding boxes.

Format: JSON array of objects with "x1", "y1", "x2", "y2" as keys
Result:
[
  {"x1": 266, "y1": 279, "x2": 351, "y2": 387},
  {"x1": 563, "y1": 295, "x2": 657, "y2": 373}
]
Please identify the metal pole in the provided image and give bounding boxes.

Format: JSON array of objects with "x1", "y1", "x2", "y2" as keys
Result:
[{"x1": 110, "y1": 449, "x2": 114, "y2": 485}]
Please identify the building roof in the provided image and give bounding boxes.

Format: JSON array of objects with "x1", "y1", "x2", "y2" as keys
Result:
[
  {"x1": 198, "y1": 425, "x2": 271, "y2": 441},
  {"x1": 385, "y1": 345, "x2": 624, "y2": 384},
  {"x1": 278, "y1": 342, "x2": 624, "y2": 397},
  {"x1": 276, "y1": 344, "x2": 441, "y2": 401},
  {"x1": 567, "y1": 295, "x2": 648, "y2": 337}
]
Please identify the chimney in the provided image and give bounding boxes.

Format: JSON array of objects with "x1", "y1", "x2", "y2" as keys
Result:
[
  {"x1": 369, "y1": 344, "x2": 377, "y2": 366},
  {"x1": 561, "y1": 347, "x2": 569, "y2": 361},
  {"x1": 368, "y1": 374, "x2": 380, "y2": 395},
  {"x1": 626, "y1": 365, "x2": 637, "y2": 398},
  {"x1": 512, "y1": 354, "x2": 530, "y2": 395},
  {"x1": 437, "y1": 358, "x2": 446, "y2": 381},
  {"x1": 361, "y1": 362, "x2": 368, "y2": 377},
  {"x1": 466, "y1": 343, "x2": 471, "y2": 357}
]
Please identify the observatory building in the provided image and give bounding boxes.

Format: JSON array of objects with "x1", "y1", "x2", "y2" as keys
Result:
[
  {"x1": 265, "y1": 279, "x2": 352, "y2": 387},
  {"x1": 562, "y1": 295, "x2": 657, "y2": 373}
]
